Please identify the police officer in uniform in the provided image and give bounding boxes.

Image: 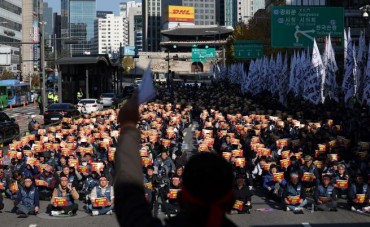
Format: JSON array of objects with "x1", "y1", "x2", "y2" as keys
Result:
[
  {"x1": 314, "y1": 174, "x2": 338, "y2": 211},
  {"x1": 77, "y1": 89, "x2": 83, "y2": 102},
  {"x1": 13, "y1": 177, "x2": 40, "y2": 218},
  {"x1": 88, "y1": 175, "x2": 114, "y2": 216}
]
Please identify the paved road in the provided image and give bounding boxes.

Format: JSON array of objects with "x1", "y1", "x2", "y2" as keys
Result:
[
  {"x1": 1, "y1": 109, "x2": 369, "y2": 226},
  {"x1": 2, "y1": 104, "x2": 43, "y2": 136}
]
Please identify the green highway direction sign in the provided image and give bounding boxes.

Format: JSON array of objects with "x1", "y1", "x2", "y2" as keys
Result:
[
  {"x1": 192, "y1": 48, "x2": 216, "y2": 62},
  {"x1": 234, "y1": 40, "x2": 264, "y2": 59},
  {"x1": 271, "y1": 6, "x2": 344, "y2": 48}
]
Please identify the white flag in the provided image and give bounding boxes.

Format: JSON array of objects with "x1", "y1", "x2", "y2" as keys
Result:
[
  {"x1": 138, "y1": 62, "x2": 156, "y2": 104},
  {"x1": 289, "y1": 51, "x2": 297, "y2": 92},
  {"x1": 356, "y1": 32, "x2": 366, "y2": 101},
  {"x1": 342, "y1": 28, "x2": 357, "y2": 104},
  {"x1": 324, "y1": 35, "x2": 339, "y2": 102},
  {"x1": 304, "y1": 39, "x2": 324, "y2": 105}
]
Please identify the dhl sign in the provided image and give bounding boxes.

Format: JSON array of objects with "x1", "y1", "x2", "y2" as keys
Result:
[{"x1": 168, "y1": 6, "x2": 194, "y2": 23}]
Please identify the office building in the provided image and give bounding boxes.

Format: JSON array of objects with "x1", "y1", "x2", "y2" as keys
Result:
[
  {"x1": 142, "y1": 0, "x2": 162, "y2": 51},
  {"x1": 43, "y1": 2, "x2": 54, "y2": 48},
  {"x1": 61, "y1": 0, "x2": 96, "y2": 56},
  {"x1": 97, "y1": 11, "x2": 113, "y2": 18},
  {"x1": 53, "y1": 12, "x2": 62, "y2": 55},
  {"x1": 1, "y1": 0, "x2": 21, "y2": 74},
  {"x1": 224, "y1": 0, "x2": 237, "y2": 26},
  {"x1": 182, "y1": 0, "x2": 217, "y2": 25},
  {"x1": 93, "y1": 14, "x2": 128, "y2": 56},
  {"x1": 21, "y1": 0, "x2": 38, "y2": 80},
  {"x1": 120, "y1": 1, "x2": 142, "y2": 18},
  {"x1": 128, "y1": 6, "x2": 143, "y2": 51}
]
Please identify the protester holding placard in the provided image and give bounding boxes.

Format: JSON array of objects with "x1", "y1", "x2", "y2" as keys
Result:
[
  {"x1": 263, "y1": 164, "x2": 286, "y2": 201},
  {"x1": 300, "y1": 155, "x2": 320, "y2": 192},
  {"x1": 348, "y1": 174, "x2": 370, "y2": 213},
  {"x1": 12, "y1": 177, "x2": 39, "y2": 217},
  {"x1": 164, "y1": 176, "x2": 181, "y2": 215},
  {"x1": 283, "y1": 172, "x2": 307, "y2": 213},
  {"x1": 333, "y1": 164, "x2": 350, "y2": 199},
  {"x1": 88, "y1": 175, "x2": 114, "y2": 216},
  {"x1": 28, "y1": 115, "x2": 40, "y2": 135},
  {"x1": 313, "y1": 174, "x2": 338, "y2": 211},
  {"x1": 231, "y1": 174, "x2": 252, "y2": 214},
  {"x1": 6, "y1": 170, "x2": 23, "y2": 199},
  {"x1": 34, "y1": 167, "x2": 56, "y2": 200},
  {"x1": 47, "y1": 175, "x2": 79, "y2": 216},
  {"x1": 23, "y1": 163, "x2": 39, "y2": 179}
]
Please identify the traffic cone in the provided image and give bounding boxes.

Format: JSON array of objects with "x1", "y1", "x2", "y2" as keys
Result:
[{"x1": 9, "y1": 104, "x2": 12, "y2": 111}]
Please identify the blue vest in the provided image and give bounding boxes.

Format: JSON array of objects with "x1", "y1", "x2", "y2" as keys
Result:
[
  {"x1": 287, "y1": 182, "x2": 302, "y2": 197},
  {"x1": 87, "y1": 178, "x2": 99, "y2": 192},
  {"x1": 351, "y1": 184, "x2": 368, "y2": 195},
  {"x1": 39, "y1": 175, "x2": 54, "y2": 192},
  {"x1": 57, "y1": 188, "x2": 73, "y2": 206},
  {"x1": 96, "y1": 186, "x2": 112, "y2": 202},
  {"x1": 317, "y1": 184, "x2": 334, "y2": 197},
  {"x1": 21, "y1": 187, "x2": 36, "y2": 208}
]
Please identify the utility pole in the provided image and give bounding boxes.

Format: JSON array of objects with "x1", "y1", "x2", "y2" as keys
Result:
[
  {"x1": 85, "y1": 68, "x2": 89, "y2": 99},
  {"x1": 39, "y1": 0, "x2": 47, "y2": 113}
]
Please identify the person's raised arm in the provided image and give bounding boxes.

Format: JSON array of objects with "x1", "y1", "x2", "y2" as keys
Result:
[{"x1": 114, "y1": 93, "x2": 161, "y2": 227}]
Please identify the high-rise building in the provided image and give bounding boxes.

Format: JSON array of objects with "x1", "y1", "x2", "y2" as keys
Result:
[
  {"x1": 224, "y1": 0, "x2": 237, "y2": 26},
  {"x1": 1, "y1": 0, "x2": 22, "y2": 73},
  {"x1": 43, "y1": 2, "x2": 53, "y2": 48},
  {"x1": 120, "y1": 1, "x2": 142, "y2": 18},
  {"x1": 61, "y1": 0, "x2": 96, "y2": 56},
  {"x1": 93, "y1": 14, "x2": 128, "y2": 56},
  {"x1": 21, "y1": 0, "x2": 38, "y2": 80},
  {"x1": 128, "y1": 6, "x2": 143, "y2": 51},
  {"x1": 142, "y1": 0, "x2": 162, "y2": 51},
  {"x1": 97, "y1": 11, "x2": 113, "y2": 18},
  {"x1": 236, "y1": 0, "x2": 265, "y2": 24},
  {"x1": 182, "y1": 0, "x2": 217, "y2": 25},
  {"x1": 53, "y1": 12, "x2": 62, "y2": 55}
]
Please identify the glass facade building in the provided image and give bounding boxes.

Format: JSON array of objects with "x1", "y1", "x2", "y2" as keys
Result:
[{"x1": 61, "y1": 0, "x2": 96, "y2": 56}]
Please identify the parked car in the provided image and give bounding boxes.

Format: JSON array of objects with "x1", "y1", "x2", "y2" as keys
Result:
[
  {"x1": 134, "y1": 78, "x2": 142, "y2": 86},
  {"x1": 44, "y1": 103, "x2": 80, "y2": 125},
  {"x1": 99, "y1": 93, "x2": 117, "y2": 107},
  {"x1": 77, "y1": 99, "x2": 103, "y2": 114},
  {"x1": 0, "y1": 111, "x2": 20, "y2": 144}
]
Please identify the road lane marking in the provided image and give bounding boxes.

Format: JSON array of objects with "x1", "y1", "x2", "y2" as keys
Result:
[
  {"x1": 29, "y1": 225, "x2": 37, "y2": 227},
  {"x1": 302, "y1": 223, "x2": 311, "y2": 227}
]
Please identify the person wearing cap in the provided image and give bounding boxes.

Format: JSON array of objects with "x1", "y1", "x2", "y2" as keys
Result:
[
  {"x1": 114, "y1": 94, "x2": 237, "y2": 227},
  {"x1": 13, "y1": 176, "x2": 39, "y2": 218},
  {"x1": 283, "y1": 172, "x2": 307, "y2": 213},
  {"x1": 300, "y1": 155, "x2": 320, "y2": 191},
  {"x1": 313, "y1": 174, "x2": 338, "y2": 211},
  {"x1": 333, "y1": 163, "x2": 350, "y2": 199},
  {"x1": 144, "y1": 166, "x2": 159, "y2": 209},
  {"x1": 230, "y1": 174, "x2": 252, "y2": 214},
  {"x1": 348, "y1": 174, "x2": 370, "y2": 213},
  {"x1": 47, "y1": 175, "x2": 79, "y2": 216},
  {"x1": 34, "y1": 166, "x2": 56, "y2": 200},
  {"x1": 88, "y1": 175, "x2": 114, "y2": 216},
  {"x1": 28, "y1": 115, "x2": 39, "y2": 135}
]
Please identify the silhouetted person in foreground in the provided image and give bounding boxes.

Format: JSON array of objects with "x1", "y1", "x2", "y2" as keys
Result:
[{"x1": 114, "y1": 93, "x2": 237, "y2": 227}]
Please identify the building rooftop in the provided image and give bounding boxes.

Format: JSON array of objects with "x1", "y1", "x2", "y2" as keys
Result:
[{"x1": 161, "y1": 25, "x2": 234, "y2": 37}]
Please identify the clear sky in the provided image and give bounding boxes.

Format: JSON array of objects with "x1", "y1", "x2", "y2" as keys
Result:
[{"x1": 45, "y1": 0, "x2": 137, "y2": 15}]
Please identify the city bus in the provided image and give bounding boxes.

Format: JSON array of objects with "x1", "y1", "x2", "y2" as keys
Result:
[{"x1": 0, "y1": 80, "x2": 31, "y2": 106}]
